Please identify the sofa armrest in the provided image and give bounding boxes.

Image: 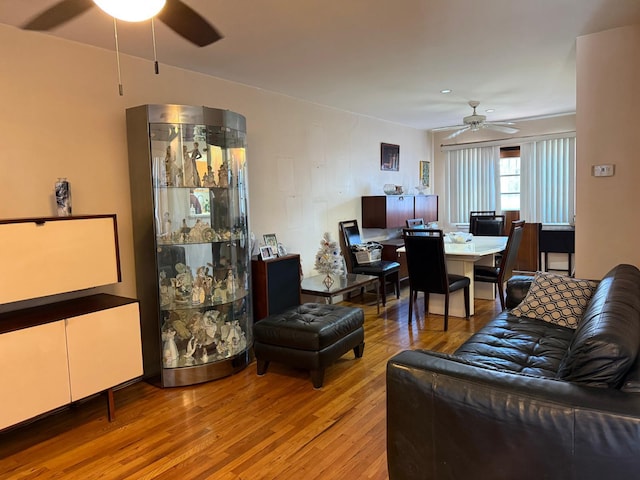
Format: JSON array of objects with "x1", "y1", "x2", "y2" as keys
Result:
[
  {"x1": 505, "y1": 274, "x2": 534, "y2": 309},
  {"x1": 386, "y1": 350, "x2": 640, "y2": 480}
]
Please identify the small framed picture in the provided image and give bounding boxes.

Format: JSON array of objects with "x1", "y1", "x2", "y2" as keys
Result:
[
  {"x1": 381, "y1": 143, "x2": 400, "y2": 171},
  {"x1": 419, "y1": 160, "x2": 430, "y2": 187},
  {"x1": 263, "y1": 233, "x2": 279, "y2": 253},
  {"x1": 260, "y1": 245, "x2": 276, "y2": 260},
  {"x1": 277, "y1": 243, "x2": 287, "y2": 257}
]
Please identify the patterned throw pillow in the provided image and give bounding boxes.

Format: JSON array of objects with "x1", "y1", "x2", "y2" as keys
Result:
[{"x1": 511, "y1": 272, "x2": 598, "y2": 329}]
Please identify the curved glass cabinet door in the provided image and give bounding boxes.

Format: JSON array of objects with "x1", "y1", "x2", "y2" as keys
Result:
[{"x1": 126, "y1": 105, "x2": 252, "y2": 387}]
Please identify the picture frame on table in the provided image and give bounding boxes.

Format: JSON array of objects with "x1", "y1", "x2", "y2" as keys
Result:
[
  {"x1": 381, "y1": 143, "x2": 400, "y2": 171},
  {"x1": 263, "y1": 233, "x2": 279, "y2": 254},
  {"x1": 260, "y1": 245, "x2": 276, "y2": 260}
]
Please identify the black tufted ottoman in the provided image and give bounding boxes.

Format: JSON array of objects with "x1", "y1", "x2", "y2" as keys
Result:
[{"x1": 253, "y1": 303, "x2": 365, "y2": 388}]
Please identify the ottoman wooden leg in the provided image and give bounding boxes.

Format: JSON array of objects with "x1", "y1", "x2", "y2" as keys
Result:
[
  {"x1": 310, "y1": 369, "x2": 325, "y2": 389},
  {"x1": 257, "y1": 359, "x2": 270, "y2": 375},
  {"x1": 353, "y1": 342, "x2": 365, "y2": 358}
]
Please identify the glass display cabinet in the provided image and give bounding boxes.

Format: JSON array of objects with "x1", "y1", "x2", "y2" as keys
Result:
[{"x1": 126, "y1": 104, "x2": 251, "y2": 387}]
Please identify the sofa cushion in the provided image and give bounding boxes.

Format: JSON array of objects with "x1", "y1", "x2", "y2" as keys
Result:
[
  {"x1": 511, "y1": 271, "x2": 598, "y2": 329},
  {"x1": 454, "y1": 311, "x2": 575, "y2": 378},
  {"x1": 557, "y1": 264, "x2": 640, "y2": 388}
]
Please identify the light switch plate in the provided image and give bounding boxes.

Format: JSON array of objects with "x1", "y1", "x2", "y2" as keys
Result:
[{"x1": 592, "y1": 164, "x2": 615, "y2": 177}]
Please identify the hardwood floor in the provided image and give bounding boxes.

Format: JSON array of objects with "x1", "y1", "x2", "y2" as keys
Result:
[{"x1": 0, "y1": 286, "x2": 502, "y2": 480}]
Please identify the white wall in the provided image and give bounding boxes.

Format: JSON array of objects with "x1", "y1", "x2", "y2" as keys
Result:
[
  {"x1": 575, "y1": 24, "x2": 640, "y2": 279},
  {"x1": 0, "y1": 24, "x2": 430, "y2": 302}
]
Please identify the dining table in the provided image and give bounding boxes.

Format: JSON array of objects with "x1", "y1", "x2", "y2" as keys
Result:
[{"x1": 397, "y1": 234, "x2": 508, "y2": 317}]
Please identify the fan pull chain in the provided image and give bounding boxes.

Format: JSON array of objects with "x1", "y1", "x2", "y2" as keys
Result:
[
  {"x1": 112, "y1": 18, "x2": 124, "y2": 96},
  {"x1": 151, "y1": 18, "x2": 159, "y2": 74}
]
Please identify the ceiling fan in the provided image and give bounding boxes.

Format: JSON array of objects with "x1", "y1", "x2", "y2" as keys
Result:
[
  {"x1": 21, "y1": 0, "x2": 223, "y2": 47},
  {"x1": 444, "y1": 101, "x2": 519, "y2": 140}
]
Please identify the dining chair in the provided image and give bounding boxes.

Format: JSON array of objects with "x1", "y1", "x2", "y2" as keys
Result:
[
  {"x1": 473, "y1": 215, "x2": 506, "y2": 236},
  {"x1": 469, "y1": 210, "x2": 497, "y2": 235},
  {"x1": 402, "y1": 228, "x2": 470, "y2": 330},
  {"x1": 338, "y1": 220, "x2": 400, "y2": 306},
  {"x1": 474, "y1": 219, "x2": 525, "y2": 310},
  {"x1": 406, "y1": 218, "x2": 425, "y2": 228}
]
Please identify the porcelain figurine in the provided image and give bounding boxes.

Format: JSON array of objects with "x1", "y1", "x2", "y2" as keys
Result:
[
  {"x1": 164, "y1": 146, "x2": 174, "y2": 186},
  {"x1": 183, "y1": 336, "x2": 197, "y2": 365},
  {"x1": 162, "y1": 329, "x2": 179, "y2": 367},
  {"x1": 225, "y1": 270, "x2": 235, "y2": 299},
  {"x1": 199, "y1": 346, "x2": 208, "y2": 364},
  {"x1": 183, "y1": 144, "x2": 200, "y2": 187},
  {"x1": 218, "y1": 162, "x2": 229, "y2": 188},
  {"x1": 202, "y1": 165, "x2": 216, "y2": 187}
]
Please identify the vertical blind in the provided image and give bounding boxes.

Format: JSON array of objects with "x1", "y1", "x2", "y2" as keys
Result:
[
  {"x1": 445, "y1": 135, "x2": 575, "y2": 225},
  {"x1": 520, "y1": 136, "x2": 575, "y2": 224},
  {"x1": 446, "y1": 146, "x2": 500, "y2": 224}
]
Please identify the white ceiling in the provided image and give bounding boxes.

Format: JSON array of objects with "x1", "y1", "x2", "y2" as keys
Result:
[{"x1": 2, "y1": 0, "x2": 640, "y2": 130}]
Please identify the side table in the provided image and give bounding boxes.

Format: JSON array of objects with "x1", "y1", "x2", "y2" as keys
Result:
[{"x1": 301, "y1": 273, "x2": 380, "y2": 313}]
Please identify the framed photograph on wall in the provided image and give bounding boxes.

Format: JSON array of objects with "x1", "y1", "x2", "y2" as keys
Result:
[
  {"x1": 260, "y1": 245, "x2": 276, "y2": 260},
  {"x1": 381, "y1": 143, "x2": 400, "y2": 171},
  {"x1": 419, "y1": 160, "x2": 430, "y2": 187}
]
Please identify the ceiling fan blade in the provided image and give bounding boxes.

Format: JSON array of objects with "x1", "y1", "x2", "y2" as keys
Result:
[
  {"x1": 445, "y1": 126, "x2": 471, "y2": 140},
  {"x1": 489, "y1": 121, "x2": 517, "y2": 126},
  {"x1": 22, "y1": 0, "x2": 94, "y2": 31},
  {"x1": 157, "y1": 0, "x2": 223, "y2": 47},
  {"x1": 484, "y1": 124, "x2": 519, "y2": 134},
  {"x1": 435, "y1": 124, "x2": 466, "y2": 132}
]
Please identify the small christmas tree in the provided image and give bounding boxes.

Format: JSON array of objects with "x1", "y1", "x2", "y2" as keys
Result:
[{"x1": 314, "y1": 232, "x2": 344, "y2": 287}]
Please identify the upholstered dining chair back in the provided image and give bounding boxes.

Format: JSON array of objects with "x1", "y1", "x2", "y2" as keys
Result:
[
  {"x1": 474, "y1": 219, "x2": 526, "y2": 310},
  {"x1": 469, "y1": 210, "x2": 497, "y2": 234},
  {"x1": 402, "y1": 229, "x2": 448, "y2": 294},
  {"x1": 473, "y1": 215, "x2": 506, "y2": 236},
  {"x1": 406, "y1": 218, "x2": 425, "y2": 228},
  {"x1": 338, "y1": 219, "x2": 401, "y2": 306},
  {"x1": 500, "y1": 220, "x2": 526, "y2": 283},
  {"x1": 402, "y1": 228, "x2": 470, "y2": 330},
  {"x1": 338, "y1": 219, "x2": 362, "y2": 272}
]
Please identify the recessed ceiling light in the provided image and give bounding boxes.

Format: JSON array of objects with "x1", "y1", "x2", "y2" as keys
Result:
[
  {"x1": 440, "y1": 89, "x2": 452, "y2": 94},
  {"x1": 485, "y1": 108, "x2": 495, "y2": 113}
]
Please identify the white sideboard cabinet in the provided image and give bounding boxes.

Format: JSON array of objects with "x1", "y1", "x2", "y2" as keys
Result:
[{"x1": 0, "y1": 215, "x2": 142, "y2": 430}]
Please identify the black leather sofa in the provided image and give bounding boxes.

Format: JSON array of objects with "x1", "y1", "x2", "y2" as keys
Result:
[{"x1": 386, "y1": 264, "x2": 640, "y2": 480}]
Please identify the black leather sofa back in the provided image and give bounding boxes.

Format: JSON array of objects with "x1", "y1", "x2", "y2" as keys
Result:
[{"x1": 558, "y1": 264, "x2": 640, "y2": 387}]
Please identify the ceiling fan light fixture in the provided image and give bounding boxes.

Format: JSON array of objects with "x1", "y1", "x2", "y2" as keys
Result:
[{"x1": 93, "y1": 0, "x2": 166, "y2": 22}]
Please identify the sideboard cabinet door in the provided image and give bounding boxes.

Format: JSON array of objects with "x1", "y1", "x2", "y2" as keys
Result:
[
  {"x1": 0, "y1": 321, "x2": 70, "y2": 430},
  {"x1": 66, "y1": 302, "x2": 143, "y2": 401},
  {"x1": 0, "y1": 215, "x2": 120, "y2": 304},
  {"x1": 414, "y1": 195, "x2": 438, "y2": 223},
  {"x1": 361, "y1": 195, "x2": 415, "y2": 229}
]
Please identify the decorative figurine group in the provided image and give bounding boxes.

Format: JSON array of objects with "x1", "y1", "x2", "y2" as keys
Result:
[
  {"x1": 161, "y1": 307, "x2": 248, "y2": 368},
  {"x1": 159, "y1": 262, "x2": 248, "y2": 309},
  {"x1": 159, "y1": 142, "x2": 232, "y2": 188},
  {"x1": 155, "y1": 137, "x2": 247, "y2": 369},
  {"x1": 158, "y1": 212, "x2": 246, "y2": 246}
]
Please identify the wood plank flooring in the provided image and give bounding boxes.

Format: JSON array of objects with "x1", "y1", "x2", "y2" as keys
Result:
[{"x1": 0, "y1": 286, "x2": 502, "y2": 480}]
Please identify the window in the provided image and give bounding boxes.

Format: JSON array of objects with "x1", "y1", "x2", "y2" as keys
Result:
[
  {"x1": 445, "y1": 134, "x2": 575, "y2": 225},
  {"x1": 499, "y1": 147, "x2": 520, "y2": 211},
  {"x1": 520, "y1": 136, "x2": 575, "y2": 224},
  {"x1": 445, "y1": 146, "x2": 499, "y2": 224}
]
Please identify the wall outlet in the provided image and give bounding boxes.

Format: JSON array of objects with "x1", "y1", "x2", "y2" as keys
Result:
[{"x1": 592, "y1": 164, "x2": 615, "y2": 177}]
